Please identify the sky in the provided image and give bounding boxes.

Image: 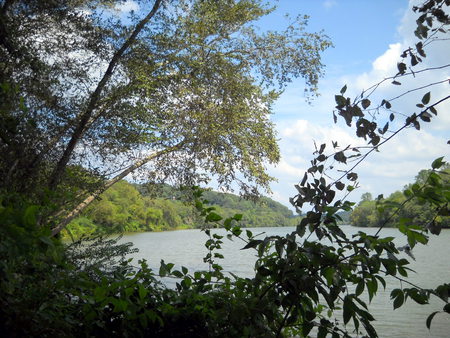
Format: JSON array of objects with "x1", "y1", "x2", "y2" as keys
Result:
[
  {"x1": 114, "y1": 0, "x2": 449, "y2": 210},
  {"x1": 253, "y1": 0, "x2": 450, "y2": 210}
]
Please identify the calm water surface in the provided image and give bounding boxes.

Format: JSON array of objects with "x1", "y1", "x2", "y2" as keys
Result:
[{"x1": 121, "y1": 225, "x2": 450, "y2": 337}]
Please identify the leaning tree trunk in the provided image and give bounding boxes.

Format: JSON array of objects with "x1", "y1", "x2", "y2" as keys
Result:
[
  {"x1": 51, "y1": 140, "x2": 184, "y2": 237},
  {"x1": 48, "y1": 0, "x2": 164, "y2": 190}
]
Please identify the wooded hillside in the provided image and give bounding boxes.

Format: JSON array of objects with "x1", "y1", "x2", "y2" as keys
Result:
[{"x1": 66, "y1": 181, "x2": 298, "y2": 237}]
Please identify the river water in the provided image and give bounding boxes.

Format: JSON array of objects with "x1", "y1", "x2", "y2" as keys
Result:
[{"x1": 121, "y1": 225, "x2": 450, "y2": 337}]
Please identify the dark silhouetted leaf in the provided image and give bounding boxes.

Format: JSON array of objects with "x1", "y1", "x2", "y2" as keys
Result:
[
  {"x1": 361, "y1": 99, "x2": 371, "y2": 109},
  {"x1": 421, "y1": 92, "x2": 431, "y2": 104},
  {"x1": 426, "y1": 311, "x2": 439, "y2": 329}
]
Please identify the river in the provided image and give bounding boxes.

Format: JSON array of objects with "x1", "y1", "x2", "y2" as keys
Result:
[{"x1": 121, "y1": 225, "x2": 450, "y2": 337}]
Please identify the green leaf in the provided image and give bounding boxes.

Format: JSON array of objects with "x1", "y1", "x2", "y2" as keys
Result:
[
  {"x1": 420, "y1": 112, "x2": 431, "y2": 122},
  {"x1": 223, "y1": 218, "x2": 232, "y2": 229},
  {"x1": 138, "y1": 285, "x2": 148, "y2": 300},
  {"x1": 206, "y1": 212, "x2": 222, "y2": 222},
  {"x1": 391, "y1": 289, "x2": 404, "y2": 309},
  {"x1": 435, "y1": 285, "x2": 449, "y2": 302},
  {"x1": 335, "y1": 95, "x2": 347, "y2": 107},
  {"x1": 444, "y1": 303, "x2": 450, "y2": 313},
  {"x1": 159, "y1": 261, "x2": 166, "y2": 277},
  {"x1": 334, "y1": 151, "x2": 347, "y2": 164},
  {"x1": 413, "y1": 231, "x2": 428, "y2": 245},
  {"x1": 356, "y1": 280, "x2": 365, "y2": 296},
  {"x1": 408, "y1": 289, "x2": 429, "y2": 305},
  {"x1": 322, "y1": 267, "x2": 335, "y2": 286},
  {"x1": 172, "y1": 270, "x2": 183, "y2": 278},
  {"x1": 431, "y1": 156, "x2": 445, "y2": 169},
  {"x1": 233, "y1": 214, "x2": 243, "y2": 221},
  {"x1": 340, "y1": 84, "x2": 347, "y2": 94},
  {"x1": 361, "y1": 98, "x2": 371, "y2": 109},
  {"x1": 397, "y1": 62, "x2": 406, "y2": 74},
  {"x1": 343, "y1": 296, "x2": 353, "y2": 324},
  {"x1": 23, "y1": 205, "x2": 39, "y2": 228},
  {"x1": 94, "y1": 287, "x2": 107, "y2": 302},
  {"x1": 367, "y1": 278, "x2": 378, "y2": 301},
  {"x1": 241, "y1": 239, "x2": 262, "y2": 250},
  {"x1": 335, "y1": 181, "x2": 345, "y2": 191}
]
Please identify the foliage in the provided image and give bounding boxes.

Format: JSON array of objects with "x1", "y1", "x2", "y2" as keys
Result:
[
  {"x1": 0, "y1": 0, "x2": 331, "y2": 235},
  {"x1": 66, "y1": 180, "x2": 298, "y2": 237},
  {"x1": 1, "y1": 1, "x2": 450, "y2": 337},
  {"x1": 0, "y1": 191, "x2": 312, "y2": 338},
  {"x1": 351, "y1": 166, "x2": 450, "y2": 229},
  {"x1": 283, "y1": 0, "x2": 450, "y2": 334}
]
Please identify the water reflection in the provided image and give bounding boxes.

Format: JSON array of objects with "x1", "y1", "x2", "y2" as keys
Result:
[{"x1": 121, "y1": 226, "x2": 450, "y2": 337}]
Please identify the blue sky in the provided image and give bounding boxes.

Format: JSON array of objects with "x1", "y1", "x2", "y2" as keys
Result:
[
  {"x1": 260, "y1": 0, "x2": 450, "y2": 209},
  {"x1": 116, "y1": 0, "x2": 449, "y2": 210},
  {"x1": 258, "y1": 0, "x2": 407, "y2": 78}
]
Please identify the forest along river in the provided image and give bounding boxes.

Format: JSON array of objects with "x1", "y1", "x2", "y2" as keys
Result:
[{"x1": 121, "y1": 225, "x2": 450, "y2": 338}]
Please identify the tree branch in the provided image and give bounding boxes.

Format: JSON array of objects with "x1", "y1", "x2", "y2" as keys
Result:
[
  {"x1": 51, "y1": 139, "x2": 184, "y2": 237},
  {"x1": 48, "y1": 0, "x2": 163, "y2": 190}
]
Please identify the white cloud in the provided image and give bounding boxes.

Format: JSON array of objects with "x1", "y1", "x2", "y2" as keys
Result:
[
  {"x1": 353, "y1": 43, "x2": 402, "y2": 91},
  {"x1": 270, "y1": 115, "x2": 449, "y2": 210},
  {"x1": 281, "y1": 119, "x2": 363, "y2": 149},
  {"x1": 323, "y1": 0, "x2": 337, "y2": 10},
  {"x1": 266, "y1": 0, "x2": 450, "y2": 210}
]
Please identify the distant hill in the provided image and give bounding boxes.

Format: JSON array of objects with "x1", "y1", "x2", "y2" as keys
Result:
[{"x1": 66, "y1": 181, "x2": 299, "y2": 238}]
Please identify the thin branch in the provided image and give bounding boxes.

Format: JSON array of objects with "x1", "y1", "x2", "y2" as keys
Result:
[
  {"x1": 359, "y1": 64, "x2": 450, "y2": 101},
  {"x1": 276, "y1": 304, "x2": 293, "y2": 338},
  {"x1": 331, "y1": 94, "x2": 450, "y2": 191},
  {"x1": 387, "y1": 78, "x2": 449, "y2": 103},
  {"x1": 48, "y1": 0, "x2": 163, "y2": 189}
]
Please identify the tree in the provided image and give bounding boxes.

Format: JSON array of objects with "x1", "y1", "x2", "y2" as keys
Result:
[
  {"x1": 1, "y1": 1, "x2": 449, "y2": 337},
  {"x1": 0, "y1": 0, "x2": 331, "y2": 235},
  {"x1": 361, "y1": 192, "x2": 373, "y2": 202}
]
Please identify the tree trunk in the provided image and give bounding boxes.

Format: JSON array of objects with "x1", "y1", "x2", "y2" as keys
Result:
[
  {"x1": 51, "y1": 140, "x2": 185, "y2": 236},
  {"x1": 48, "y1": 0, "x2": 163, "y2": 190}
]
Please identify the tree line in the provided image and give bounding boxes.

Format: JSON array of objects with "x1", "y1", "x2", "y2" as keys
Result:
[
  {"x1": 351, "y1": 166, "x2": 450, "y2": 230},
  {"x1": 67, "y1": 181, "x2": 298, "y2": 238}
]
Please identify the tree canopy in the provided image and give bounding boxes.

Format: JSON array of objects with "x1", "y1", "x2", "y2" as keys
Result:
[{"x1": 0, "y1": 0, "x2": 331, "y2": 235}]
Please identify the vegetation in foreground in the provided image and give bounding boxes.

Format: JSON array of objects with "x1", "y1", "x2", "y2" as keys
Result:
[{"x1": 1, "y1": 0, "x2": 449, "y2": 337}]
